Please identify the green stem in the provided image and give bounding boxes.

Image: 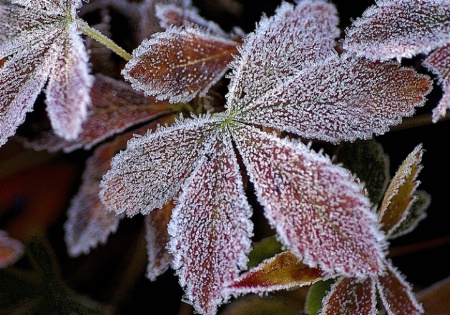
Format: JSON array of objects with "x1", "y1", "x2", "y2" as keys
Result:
[{"x1": 76, "y1": 19, "x2": 131, "y2": 61}]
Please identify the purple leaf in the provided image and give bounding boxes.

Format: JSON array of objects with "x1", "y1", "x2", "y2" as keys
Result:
[
  {"x1": 100, "y1": 114, "x2": 222, "y2": 216},
  {"x1": 376, "y1": 261, "x2": 424, "y2": 315},
  {"x1": 168, "y1": 131, "x2": 253, "y2": 315},
  {"x1": 231, "y1": 123, "x2": 386, "y2": 278},
  {"x1": 0, "y1": 0, "x2": 93, "y2": 146},
  {"x1": 232, "y1": 56, "x2": 432, "y2": 143},
  {"x1": 227, "y1": 0, "x2": 340, "y2": 112},
  {"x1": 343, "y1": 0, "x2": 450, "y2": 61},
  {"x1": 423, "y1": 44, "x2": 450, "y2": 122}
]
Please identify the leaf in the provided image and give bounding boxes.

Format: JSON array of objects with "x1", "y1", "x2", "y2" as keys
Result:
[
  {"x1": 342, "y1": 0, "x2": 450, "y2": 61},
  {"x1": 378, "y1": 144, "x2": 424, "y2": 237},
  {"x1": 246, "y1": 236, "x2": 283, "y2": 268},
  {"x1": 20, "y1": 74, "x2": 176, "y2": 153},
  {"x1": 304, "y1": 279, "x2": 336, "y2": 315},
  {"x1": 376, "y1": 261, "x2": 424, "y2": 315},
  {"x1": 168, "y1": 131, "x2": 253, "y2": 315},
  {"x1": 226, "y1": 0, "x2": 340, "y2": 112},
  {"x1": 122, "y1": 26, "x2": 239, "y2": 103},
  {"x1": 0, "y1": 1, "x2": 93, "y2": 146},
  {"x1": 389, "y1": 190, "x2": 430, "y2": 239},
  {"x1": 231, "y1": 56, "x2": 432, "y2": 143},
  {"x1": 318, "y1": 276, "x2": 377, "y2": 315},
  {"x1": 417, "y1": 275, "x2": 450, "y2": 314},
  {"x1": 231, "y1": 124, "x2": 386, "y2": 278},
  {"x1": 225, "y1": 251, "x2": 324, "y2": 295},
  {"x1": 145, "y1": 200, "x2": 174, "y2": 281},
  {"x1": 423, "y1": 44, "x2": 450, "y2": 122},
  {"x1": 334, "y1": 139, "x2": 390, "y2": 207},
  {"x1": 100, "y1": 114, "x2": 223, "y2": 216},
  {"x1": 65, "y1": 114, "x2": 177, "y2": 256},
  {"x1": 0, "y1": 230, "x2": 23, "y2": 268}
]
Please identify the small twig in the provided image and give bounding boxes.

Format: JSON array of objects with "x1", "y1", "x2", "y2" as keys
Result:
[
  {"x1": 389, "y1": 235, "x2": 450, "y2": 257},
  {"x1": 390, "y1": 111, "x2": 450, "y2": 132}
]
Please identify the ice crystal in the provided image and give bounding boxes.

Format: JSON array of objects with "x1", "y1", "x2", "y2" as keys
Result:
[{"x1": 0, "y1": 0, "x2": 93, "y2": 146}]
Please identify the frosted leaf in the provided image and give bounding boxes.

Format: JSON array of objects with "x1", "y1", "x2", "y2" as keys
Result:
[
  {"x1": 100, "y1": 114, "x2": 223, "y2": 216},
  {"x1": 225, "y1": 251, "x2": 324, "y2": 296},
  {"x1": 168, "y1": 131, "x2": 253, "y2": 315},
  {"x1": 145, "y1": 201, "x2": 174, "y2": 281},
  {"x1": 0, "y1": 30, "x2": 58, "y2": 147},
  {"x1": 0, "y1": 230, "x2": 24, "y2": 268},
  {"x1": 233, "y1": 56, "x2": 432, "y2": 143},
  {"x1": 376, "y1": 261, "x2": 424, "y2": 315},
  {"x1": 20, "y1": 74, "x2": 175, "y2": 153},
  {"x1": 378, "y1": 144, "x2": 424, "y2": 237},
  {"x1": 318, "y1": 276, "x2": 377, "y2": 315},
  {"x1": 0, "y1": 1, "x2": 93, "y2": 146},
  {"x1": 45, "y1": 22, "x2": 93, "y2": 140},
  {"x1": 231, "y1": 123, "x2": 386, "y2": 278},
  {"x1": 226, "y1": 0, "x2": 340, "y2": 112},
  {"x1": 343, "y1": 0, "x2": 450, "y2": 61},
  {"x1": 423, "y1": 44, "x2": 450, "y2": 122},
  {"x1": 122, "y1": 26, "x2": 238, "y2": 103}
]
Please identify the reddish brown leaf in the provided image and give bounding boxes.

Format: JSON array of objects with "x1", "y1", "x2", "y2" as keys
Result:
[
  {"x1": 319, "y1": 277, "x2": 377, "y2": 315},
  {"x1": 226, "y1": 251, "x2": 323, "y2": 295},
  {"x1": 376, "y1": 261, "x2": 424, "y2": 315},
  {"x1": 145, "y1": 200, "x2": 174, "y2": 281},
  {"x1": 122, "y1": 26, "x2": 238, "y2": 103}
]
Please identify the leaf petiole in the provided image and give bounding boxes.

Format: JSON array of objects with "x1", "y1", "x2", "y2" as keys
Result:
[{"x1": 76, "y1": 19, "x2": 132, "y2": 61}]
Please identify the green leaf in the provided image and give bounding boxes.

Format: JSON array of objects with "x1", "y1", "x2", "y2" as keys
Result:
[
  {"x1": 247, "y1": 236, "x2": 283, "y2": 268},
  {"x1": 304, "y1": 279, "x2": 335, "y2": 315}
]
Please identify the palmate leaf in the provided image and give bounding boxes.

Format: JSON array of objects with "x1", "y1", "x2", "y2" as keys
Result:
[
  {"x1": 342, "y1": 0, "x2": 450, "y2": 61},
  {"x1": 101, "y1": 1, "x2": 433, "y2": 314},
  {"x1": 122, "y1": 25, "x2": 239, "y2": 103},
  {"x1": 0, "y1": 0, "x2": 93, "y2": 146}
]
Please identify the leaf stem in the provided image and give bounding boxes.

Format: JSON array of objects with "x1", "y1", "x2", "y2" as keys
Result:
[{"x1": 76, "y1": 19, "x2": 132, "y2": 61}]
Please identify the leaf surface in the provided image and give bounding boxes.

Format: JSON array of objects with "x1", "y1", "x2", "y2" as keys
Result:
[
  {"x1": 225, "y1": 251, "x2": 323, "y2": 295},
  {"x1": 168, "y1": 131, "x2": 253, "y2": 315},
  {"x1": 233, "y1": 56, "x2": 431, "y2": 143},
  {"x1": 318, "y1": 277, "x2": 377, "y2": 315},
  {"x1": 423, "y1": 44, "x2": 450, "y2": 122},
  {"x1": 122, "y1": 26, "x2": 238, "y2": 103},
  {"x1": 376, "y1": 261, "x2": 424, "y2": 315},
  {"x1": 100, "y1": 114, "x2": 222, "y2": 216},
  {"x1": 378, "y1": 144, "x2": 424, "y2": 236},
  {"x1": 226, "y1": 0, "x2": 339, "y2": 112},
  {"x1": 231, "y1": 124, "x2": 386, "y2": 278},
  {"x1": 343, "y1": 0, "x2": 450, "y2": 61}
]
